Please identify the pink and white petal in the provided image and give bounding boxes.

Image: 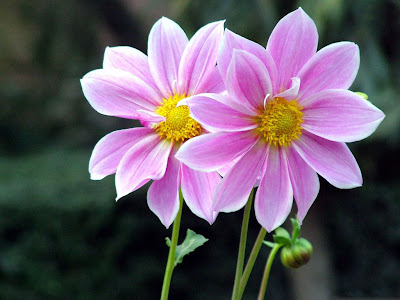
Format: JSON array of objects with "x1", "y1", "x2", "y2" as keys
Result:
[
  {"x1": 89, "y1": 127, "x2": 154, "y2": 180},
  {"x1": 183, "y1": 93, "x2": 255, "y2": 116},
  {"x1": 115, "y1": 134, "x2": 173, "y2": 200},
  {"x1": 267, "y1": 8, "x2": 318, "y2": 91},
  {"x1": 186, "y1": 94, "x2": 257, "y2": 132},
  {"x1": 178, "y1": 21, "x2": 225, "y2": 95},
  {"x1": 81, "y1": 69, "x2": 161, "y2": 118},
  {"x1": 148, "y1": 17, "x2": 188, "y2": 98},
  {"x1": 147, "y1": 146, "x2": 181, "y2": 228},
  {"x1": 103, "y1": 46, "x2": 161, "y2": 95},
  {"x1": 214, "y1": 140, "x2": 268, "y2": 212},
  {"x1": 217, "y1": 154, "x2": 242, "y2": 177},
  {"x1": 181, "y1": 165, "x2": 220, "y2": 224},
  {"x1": 292, "y1": 131, "x2": 362, "y2": 189},
  {"x1": 136, "y1": 110, "x2": 165, "y2": 124},
  {"x1": 273, "y1": 77, "x2": 300, "y2": 100},
  {"x1": 175, "y1": 131, "x2": 259, "y2": 172},
  {"x1": 193, "y1": 67, "x2": 225, "y2": 94},
  {"x1": 285, "y1": 147, "x2": 319, "y2": 223},
  {"x1": 301, "y1": 89, "x2": 385, "y2": 142},
  {"x1": 227, "y1": 50, "x2": 273, "y2": 112},
  {"x1": 218, "y1": 29, "x2": 278, "y2": 91},
  {"x1": 297, "y1": 42, "x2": 360, "y2": 101},
  {"x1": 254, "y1": 146, "x2": 293, "y2": 232}
]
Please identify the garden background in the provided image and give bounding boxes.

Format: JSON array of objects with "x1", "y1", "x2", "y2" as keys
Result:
[{"x1": 1, "y1": 0, "x2": 399, "y2": 298}]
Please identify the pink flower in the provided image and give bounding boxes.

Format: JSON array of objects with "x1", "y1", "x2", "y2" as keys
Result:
[
  {"x1": 175, "y1": 8, "x2": 385, "y2": 231},
  {"x1": 81, "y1": 17, "x2": 225, "y2": 228}
]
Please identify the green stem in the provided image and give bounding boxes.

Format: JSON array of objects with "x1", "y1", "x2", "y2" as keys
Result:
[
  {"x1": 231, "y1": 189, "x2": 254, "y2": 300},
  {"x1": 160, "y1": 192, "x2": 183, "y2": 300},
  {"x1": 257, "y1": 244, "x2": 282, "y2": 300},
  {"x1": 238, "y1": 227, "x2": 267, "y2": 298}
]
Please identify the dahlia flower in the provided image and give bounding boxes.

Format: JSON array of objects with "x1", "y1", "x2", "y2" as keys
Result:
[
  {"x1": 81, "y1": 17, "x2": 225, "y2": 228},
  {"x1": 176, "y1": 8, "x2": 385, "y2": 231}
]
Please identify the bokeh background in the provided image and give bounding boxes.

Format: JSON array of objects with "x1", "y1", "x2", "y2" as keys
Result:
[{"x1": 1, "y1": 0, "x2": 399, "y2": 299}]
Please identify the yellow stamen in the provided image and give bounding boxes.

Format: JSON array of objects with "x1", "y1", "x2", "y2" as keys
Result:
[
  {"x1": 255, "y1": 97, "x2": 303, "y2": 147},
  {"x1": 154, "y1": 94, "x2": 202, "y2": 142}
]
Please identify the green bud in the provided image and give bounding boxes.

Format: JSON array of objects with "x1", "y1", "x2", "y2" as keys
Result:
[
  {"x1": 280, "y1": 238, "x2": 313, "y2": 269},
  {"x1": 355, "y1": 92, "x2": 369, "y2": 101}
]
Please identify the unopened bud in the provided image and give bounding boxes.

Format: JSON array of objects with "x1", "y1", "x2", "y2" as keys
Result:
[
  {"x1": 355, "y1": 92, "x2": 369, "y2": 101},
  {"x1": 280, "y1": 238, "x2": 313, "y2": 269}
]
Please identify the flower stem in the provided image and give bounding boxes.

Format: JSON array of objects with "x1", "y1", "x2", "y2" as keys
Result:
[
  {"x1": 160, "y1": 192, "x2": 183, "y2": 300},
  {"x1": 238, "y1": 227, "x2": 267, "y2": 298},
  {"x1": 231, "y1": 189, "x2": 254, "y2": 300},
  {"x1": 257, "y1": 244, "x2": 282, "y2": 300}
]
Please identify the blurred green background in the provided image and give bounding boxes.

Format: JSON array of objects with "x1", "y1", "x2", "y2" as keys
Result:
[{"x1": 1, "y1": 0, "x2": 399, "y2": 299}]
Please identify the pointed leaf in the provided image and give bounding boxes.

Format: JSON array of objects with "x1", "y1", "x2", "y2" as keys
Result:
[
  {"x1": 273, "y1": 227, "x2": 292, "y2": 246},
  {"x1": 174, "y1": 229, "x2": 208, "y2": 266},
  {"x1": 263, "y1": 241, "x2": 278, "y2": 248},
  {"x1": 291, "y1": 218, "x2": 301, "y2": 241}
]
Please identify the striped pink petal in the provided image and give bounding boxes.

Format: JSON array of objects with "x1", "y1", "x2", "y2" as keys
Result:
[
  {"x1": 178, "y1": 21, "x2": 224, "y2": 95},
  {"x1": 285, "y1": 146, "x2": 319, "y2": 222},
  {"x1": 297, "y1": 42, "x2": 360, "y2": 101},
  {"x1": 267, "y1": 8, "x2": 318, "y2": 91},
  {"x1": 186, "y1": 94, "x2": 257, "y2": 132},
  {"x1": 147, "y1": 146, "x2": 181, "y2": 228},
  {"x1": 218, "y1": 29, "x2": 278, "y2": 92},
  {"x1": 103, "y1": 46, "x2": 161, "y2": 95},
  {"x1": 214, "y1": 140, "x2": 268, "y2": 212},
  {"x1": 255, "y1": 146, "x2": 293, "y2": 232},
  {"x1": 89, "y1": 127, "x2": 154, "y2": 180},
  {"x1": 115, "y1": 134, "x2": 173, "y2": 200},
  {"x1": 81, "y1": 69, "x2": 161, "y2": 118},
  {"x1": 148, "y1": 17, "x2": 188, "y2": 98},
  {"x1": 181, "y1": 165, "x2": 220, "y2": 224},
  {"x1": 226, "y1": 50, "x2": 273, "y2": 112},
  {"x1": 301, "y1": 89, "x2": 385, "y2": 142},
  {"x1": 292, "y1": 131, "x2": 362, "y2": 189},
  {"x1": 175, "y1": 131, "x2": 259, "y2": 172}
]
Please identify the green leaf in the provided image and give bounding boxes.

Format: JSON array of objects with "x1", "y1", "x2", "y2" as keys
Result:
[
  {"x1": 173, "y1": 229, "x2": 208, "y2": 266},
  {"x1": 291, "y1": 218, "x2": 301, "y2": 241},
  {"x1": 273, "y1": 227, "x2": 291, "y2": 246},
  {"x1": 263, "y1": 241, "x2": 278, "y2": 248}
]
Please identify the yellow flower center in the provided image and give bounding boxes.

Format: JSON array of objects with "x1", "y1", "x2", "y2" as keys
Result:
[
  {"x1": 256, "y1": 97, "x2": 304, "y2": 147},
  {"x1": 154, "y1": 94, "x2": 202, "y2": 142}
]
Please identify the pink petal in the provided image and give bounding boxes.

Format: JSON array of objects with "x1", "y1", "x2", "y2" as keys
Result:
[
  {"x1": 214, "y1": 140, "x2": 268, "y2": 212},
  {"x1": 218, "y1": 29, "x2": 278, "y2": 92},
  {"x1": 175, "y1": 131, "x2": 259, "y2": 172},
  {"x1": 182, "y1": 93, "x2": 255, "y2": 116},
  {"x1": 292, "y1": 131, "x2": 362, "y2": 189},
  {"x1": 186, "y1": 94, "x2": 257, "y2": 132},
  {"x1": 297, "y1": 42, "x2": 360, "y2": 101},
  {"x1": 267, "y1": 8, "x2": 318, "y2": 91},
  {"x1": 81, "y1": 69, "x2": 161, "y2": 118},
  {"x1": 178, "y1": 21, "x2": 225, "y2": 95},
  {"x1": 115, "y1": 134, "x2": 173, "y2": 200},
  {"x1": 273, "y1": 77, "x2": 300, "y2": 100},
  {"x1": 226, "y1": 50, "x2": 273, "y2": 113},
  {"x1": 148, "y1": 17, "x2": 188, "y2": 98},
  {"x1": 181, "y1": 165, "x2": 221, "y2": 224},
  {"x1": 254, "y1": 146, "x2": 293, "y2": 232},
  {"x1": 147, "y1": 146, "x2": 181, "y2": 228},
  {"x1": 136, "y1": 110, "x2": 165, "y2": 125},
  {"x1": 285, "y1": 147, "x2": 319, "y2": 223},
  {"x1": 103, "y1": 46, "x2": 161, "y2": 95},
  {"x1": 89, "y1": 127, "x2": 154, "y2": 180},
  {"x1": 193, "y1": 67, "x2": 225, "y2": 94},
  {"x1": 301, "y1": 89, "x2": 385, "y2": 142}
]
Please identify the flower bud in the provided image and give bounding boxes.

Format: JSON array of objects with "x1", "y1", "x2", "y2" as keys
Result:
[{"x1": 280, "y1": 238, "x2": 313, "y2": 269}]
